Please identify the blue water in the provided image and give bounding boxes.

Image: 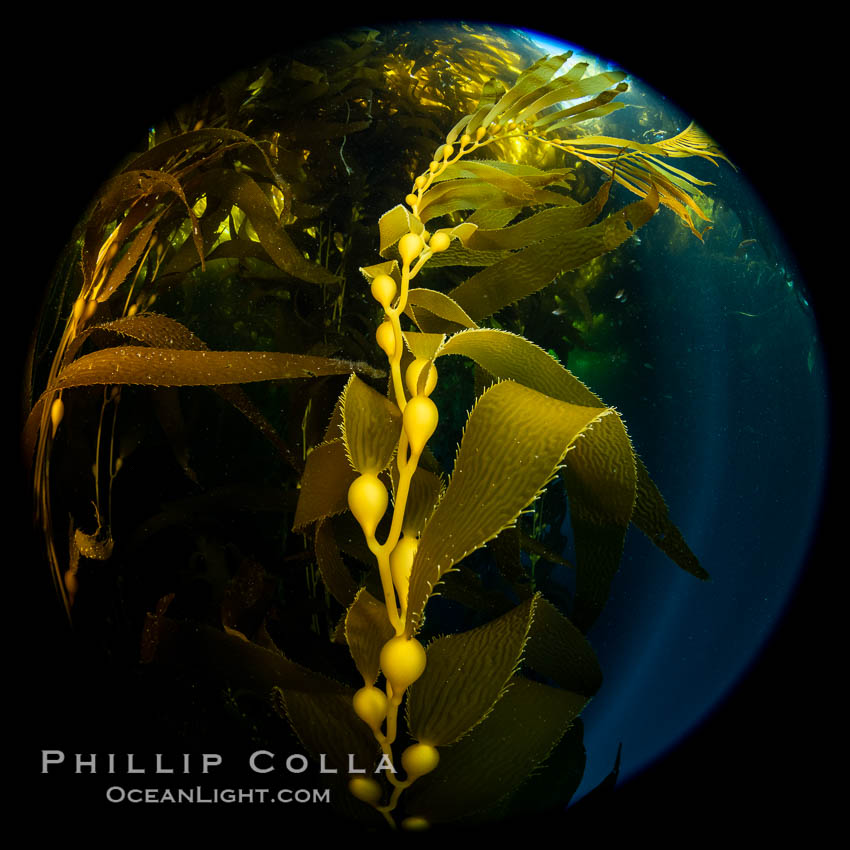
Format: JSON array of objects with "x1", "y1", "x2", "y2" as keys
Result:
[{"x1": 568, "y1": 179, "x2": 829, "y2": 795}]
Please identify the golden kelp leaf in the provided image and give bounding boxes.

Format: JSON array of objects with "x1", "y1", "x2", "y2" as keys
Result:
[
  {"x1": 421, "y1": 243, "x2": 509, "y2": 269},
  {"x1": 344, "y1": 587, "x2": 395, "y2": 685},
  {"x1": 402, "y1": 331, "x2": 446, "y2": 362},
  {"x1": 512, "y1": 70, "x2": 628, "y2": 126},
  {"x1": 448, "y1": 185, "x2": 659, "y2": 321},
  {"x1": 49, "y1": 347, "x2": 362, "y2": 391},
  {"x1": 523, "y1": 596, "x2": 602, "y2": 696},
  {"x1": 436, "y1": 328, "x2": 641, "y2": 629},
  {"x1": 404, "y1": 675, "x2": 585, "y2": 824},
  {"x1": 405, "y1": 289, "x2": 478, "y2": 331},
  {"x1": 536, "y1": 98, "x2": 626, "y2": 135},
  {"x1": 436, "y1": 328, "x2": 703, "y2": 605},
  {"x1": 419, "y1": 177, "x2": 577, "y2": 224},
  {"x1": 475, "y1": 52, "x2": 573, "y2": 131},
  {"x1": 407, "y1": 596, "x2": 536, "y2": 746},
  {"x1": 552, "y1": 123, "x2": 729, "y2": 237},
  {"x1": 293, "y1": 439, "x2": 356, "y2": 531},
  {"x1": 340, "y1": 374, "x2": 402, "y2": 475},
  {"x1": 437, "y1": 328, "x2": 600, "y2": 407},
  {"x1": 416, "y1": 179, "x2": 515, "y2": 223},
  {"x1": 461, "y1": 76, "x2": 508, "y2": 138},
  {"x1": 434, "y1": 160, "x2": 537, "y2": 202},
  {"x1": 463, "y1": 179, "x2": 613, "y2": 252},
  {"x1": 314, "y1": 518, "x2": 359, "y2": 607},
  {"x1": 405, "y1": 381, "x2": 609, "y2": 637},
  {"x1": 360, "y1": 259, "x2": 401, "y2": 287},
  {"x1": 378, "y1": 204, "x2": 423, "y2": 257},
  {"x1": 273, "y1": 689, "x2": 380, "y2": 775},
  {"x1": 399, "y1": 466, "x2": 443, "y2": 537}
]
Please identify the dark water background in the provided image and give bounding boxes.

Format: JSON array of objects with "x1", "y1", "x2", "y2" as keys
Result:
[{"x1": 12, "y1": 11, "x2": 836, "y2": 837}]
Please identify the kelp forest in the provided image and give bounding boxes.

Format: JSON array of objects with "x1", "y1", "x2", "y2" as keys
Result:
[{"x1": 23, "y1": 23, "x2": 724, "y2": 831}]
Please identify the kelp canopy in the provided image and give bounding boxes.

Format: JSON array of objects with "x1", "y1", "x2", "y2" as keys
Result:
[{"x1": 24, "y1": 22, "x2": 718, "y2": 831}]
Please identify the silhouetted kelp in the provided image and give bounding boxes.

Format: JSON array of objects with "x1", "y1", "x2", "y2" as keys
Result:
[{"x1": 24, "y1": 25, "x2": 722, "y2": 830}]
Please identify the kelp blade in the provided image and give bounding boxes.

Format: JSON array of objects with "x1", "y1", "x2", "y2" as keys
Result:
[
  {"x1": 407, "y1": 596, "x2": 537, "y2": 746},
  {"x1": 49, "y1": 347, "x2": 367, "y2": 390},
  {"x1": 405, "y1": 380, "x2": 609, "y2": 638}
]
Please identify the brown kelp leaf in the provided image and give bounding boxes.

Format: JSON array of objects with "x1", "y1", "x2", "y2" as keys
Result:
[
  {"x1": 562, "y1": 413, "x2": 638, "y2": 632},
  {"x1": 340, "y1": 374, "x2": 402, "y2": 475},
  {"x1": 221, "y1": 559, "x2": 271, "y2": 635},
  {"x1": 293, "y1": 439, "x2": 357, "y2": 531},
  {"x1": 405, "y1": 381, "x2": 610, "y2": 637},
  {"x1": 124, "y1": 127, "x2": 273, "y2": 175},
  {"x1": 74, "y1": 312, "x2": 207, "y2": 356},
  {"x1": 149, "y1": 617, "x2": 347, "y2": 695},
  {"x1": 49, "y1": 347, "x2": 364, "y2": 391},
  {"x1": 98, "y1": 214, "x2": 163, "y2": 304},
  {"x1": 83, "y1": 169, "x2": 204, "y2": 284},
  {"x1": 129, "y1": 484, "x2": 296, "y2": 547},
  {"x1": 272, "y1": 687, "x2": 386, "y2": 825},
  {"x1": 198, "y1": 169, "x2": 339, "y2": 284},
  {"x1": 448, "y1": 185, "x2": 659, "y2": 321},
  {"x1": 150, "y1": 386, "x2": 196, "y2": 482},
  {"x1": 523, "y1": 596, "x2": 602, "y2": 696},
  {"x1": 273, "y1": 689, "x2": 380, "y2": 775},
  {"x1": 140, "y1": 593, "x2": 176, "y2": 664},
  {"x1": 67, "y1": 312, "x2": 302, "y2": 471},
  {"x1": 407, "y1": 596, "x2": 536, "y2": 746},
  {"x1": 632, "y1": 455, "x2": 708, "y2": 580},
  {"x1": 344, "y1": 587, "x2": 395, "y2": 686},
  {"x1": 314, "y1": 518, "x2": 359, "y2": 607},
  {"x1": 404, "y1": 675, "x2": 586, "y2": 824}
]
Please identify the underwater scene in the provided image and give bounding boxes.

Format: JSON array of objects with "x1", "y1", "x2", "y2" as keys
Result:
[{"x1": 20, "y1": 19, "x2": 830, "y2": 836}]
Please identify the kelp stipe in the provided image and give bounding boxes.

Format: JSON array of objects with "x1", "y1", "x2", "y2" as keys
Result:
[
  {"x1": 24, "y1": 30, "x2": 718, "y2": 831},
  {"x1": 292, "y1": 50, "x2": 713, "y2": 828}
]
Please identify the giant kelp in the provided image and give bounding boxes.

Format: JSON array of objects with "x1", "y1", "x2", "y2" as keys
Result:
[{"x1": 25, "y1": 26, "x2": 719, "y2": 831}]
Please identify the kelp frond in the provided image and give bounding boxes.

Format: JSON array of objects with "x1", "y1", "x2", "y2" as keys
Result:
[
  {"x1": 546, "y1": 122, "x2": 732, "y2": 237},
  {"x1": 410, "y1": 52, "x2": 729, "y2": 239}
]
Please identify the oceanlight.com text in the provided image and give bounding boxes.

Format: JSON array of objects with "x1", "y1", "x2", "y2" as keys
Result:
[{"x1": 105, "y1": 786, "x2": 331, "y2": 804}]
